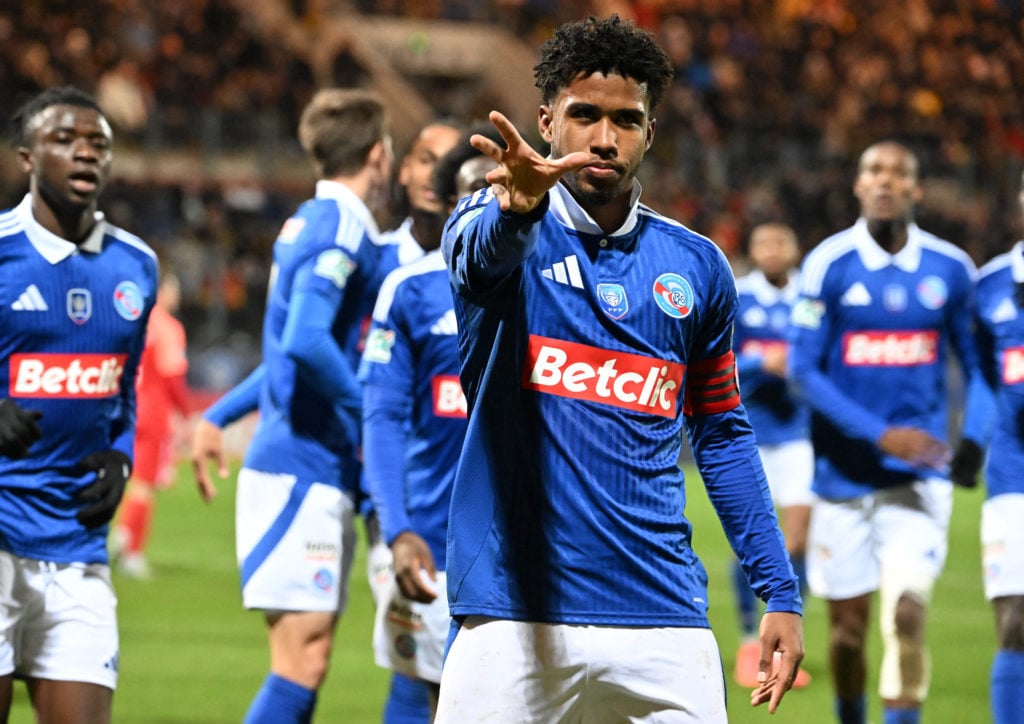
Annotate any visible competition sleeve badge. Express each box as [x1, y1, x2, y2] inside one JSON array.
[[596, 283, 629, 320], [652, 273, 694, 319]]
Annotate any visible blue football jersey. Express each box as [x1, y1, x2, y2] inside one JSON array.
[[441, 182, 800, 626], [0, 195, 158, 563], [243, 180, 388, 492], [359, 250, 466, 568], [789, 219, 979, 500], [734, 270, 808, 446], [973, 242, 1024, 499]]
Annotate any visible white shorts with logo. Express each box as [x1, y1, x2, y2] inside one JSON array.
[[0, 551, 118, 690], [807, 479, 952, 600], [982, 493, 1024, 601], [759, 438, 815, 508], [235, 468, 355, 613], [436, 617, 726, 723], [372, 571, 449, 683]]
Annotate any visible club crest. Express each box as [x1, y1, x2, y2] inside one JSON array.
[[652, 273, 694, 319]]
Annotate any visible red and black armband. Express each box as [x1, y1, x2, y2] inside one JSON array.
[[683, 351, 741, 416]]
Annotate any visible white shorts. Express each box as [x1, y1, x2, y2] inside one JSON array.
[[807, 479, 952, 600], [372, 571, 449, 683], [759, 439, 815, 508], [982, 493, 1024, 601], [436, 617, 726, 723], [0, 551, 118, 690], [235, 468, 356, 613]]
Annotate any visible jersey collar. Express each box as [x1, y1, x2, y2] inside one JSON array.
[[315, 179, 381, 237], [1011, 240, 1024, 283], [18, 194, 106, 264], [852, 217, 923, 273], [548, 178, 643, 238], [745, 268, 799, 306]]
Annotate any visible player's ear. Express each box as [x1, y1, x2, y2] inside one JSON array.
[[645, 117, 656, 151], [16, 146, 32, 175], [539, 106, 554, 143]]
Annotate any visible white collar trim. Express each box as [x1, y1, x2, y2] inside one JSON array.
[[18, 194, 105, 264], [853, 217, 923, 272], [548, 178, 643, 237]]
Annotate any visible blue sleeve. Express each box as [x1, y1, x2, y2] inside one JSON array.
[[686, 252, 801, 613], [281, 288, 362, 416], [788, 286, 889, 444], [689, 406, 802, 613], [111, 258, 159, 459], [948, 264, 989, 444], [442, 191, 548, 295], [202, 365, 264, 427], [361, 285, 417, 543], [962, 292, 997, 446]]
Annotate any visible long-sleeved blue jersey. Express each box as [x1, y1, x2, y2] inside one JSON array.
[[972, 242, 1024, 500], [789, 218, 979, 500], [734, 269, 808, 446], [441, 182, 800, 626], [243, 180, 388, 493], [359, 250, 466, 569], [0, 195, 157, 563]]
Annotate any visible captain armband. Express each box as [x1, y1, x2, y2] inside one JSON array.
[[683, 351, 741, 416]]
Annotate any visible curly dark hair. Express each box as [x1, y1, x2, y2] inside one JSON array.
[[10, 86, 104, 147], [432, 123, 503, 205], [534, 15, 674, 112]]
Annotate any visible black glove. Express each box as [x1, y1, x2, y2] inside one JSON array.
[[0, 399, 42, 459], [949, 438, 983, 489], [75, 450, 132, 528]]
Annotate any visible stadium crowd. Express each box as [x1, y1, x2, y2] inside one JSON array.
[[1, 0, 1022, 388]]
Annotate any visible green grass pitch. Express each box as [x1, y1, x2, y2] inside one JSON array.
[[9, 463, 993, 723]]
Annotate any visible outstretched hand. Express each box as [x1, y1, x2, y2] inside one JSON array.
[[471, 110, 590, 215]]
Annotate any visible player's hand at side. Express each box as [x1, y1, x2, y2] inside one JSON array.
[[472, 110, 589, 215], [75, 449, 132, 528], [191, 418, 227, 504], [750, 611, 804, 714], [391, 530, 438, 604], [760, 345, 788, 378], [878, 426, 950, 469], [0, 399, 43, 459]]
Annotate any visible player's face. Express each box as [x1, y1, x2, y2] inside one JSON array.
[[17, 104, 113, 215], [853, 144, 922, 223], [539, 72, 654, 207], [749, 226, 799, 278], [454, 156, 497, 200], [399, 124, 461, 214]]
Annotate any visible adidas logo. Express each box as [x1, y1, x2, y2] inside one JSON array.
[[11, 284, 48, 311], [839, 282, 871, 306], [430, 309, 458, 335], [541, 255, 584, 289]]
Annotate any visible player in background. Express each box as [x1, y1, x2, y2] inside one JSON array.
[[956, 169, 1024, 724], [437, 16, 803, 722], [358, 128, 496, 718], [788, 141, 983, 724], [0, 86, 158, 724], [731, 222, 814, 690], [363, 118, 460, 724], [191, 89, 394, 724], [113, 266, 189, 579]]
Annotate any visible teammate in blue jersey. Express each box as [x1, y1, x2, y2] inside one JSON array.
[[731, 222, 814, 690], [788, 141, 982, 724], [0, 87, 158, 724], [191, 89, 395, 724], [364, 119, 460, 724], [358, 129, 496, 718], [961, 171, 1024, 724], [437, 16, 803, 721]]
